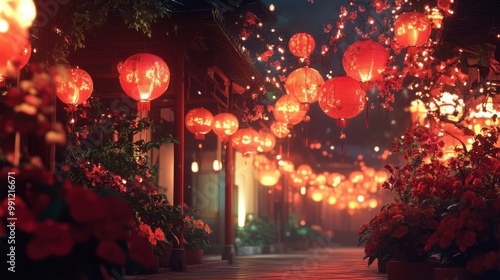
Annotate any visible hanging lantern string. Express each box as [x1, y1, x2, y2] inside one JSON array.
[[198, 141, 203, 171], [339, 130, 346, 164]]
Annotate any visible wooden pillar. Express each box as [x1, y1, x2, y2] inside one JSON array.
[[170, 50, 187, 271], [222, 82, 236, 264]]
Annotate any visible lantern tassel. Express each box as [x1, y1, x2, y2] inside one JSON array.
[[366, 103, 369, 129]]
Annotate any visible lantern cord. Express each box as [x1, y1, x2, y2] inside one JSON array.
[[341, 139, 344, 164], [199, 141, 203, 172], [366, 103, 369, 129], [305, 122, 309, 147]]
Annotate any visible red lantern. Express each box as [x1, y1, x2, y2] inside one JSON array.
[[118, 53, 170, 111], [185, 108, 214, 140], [212, 112, 239, 141], [285, 66, 324, 109], [273, 94, 308, 126], [318, 76, 366, 127], [257, 129, 276, 153], [394, 12, 432, 48], [258, 168, 281, 187], [0, 0, 36, 77], [342, 39, 389, 85], [270, 121, 290, 139], [297, 164, 313, 179], [231, 127, 260, 156], [288, 32, 315, 58], [54, 67, 94, 105]]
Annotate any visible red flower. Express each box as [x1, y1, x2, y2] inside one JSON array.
[[96, 240, 126, 266], [364, 240, 377, 257], [456, 230, 476, 253], [65, 182, 105, 223], [27, 219, 75, 260], [128, 232, 157, 269], [393, 225, 409, 238]]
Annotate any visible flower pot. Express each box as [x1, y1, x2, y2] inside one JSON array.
[[387, 261, 441, 280], [185, 249, 203, 265], [434, 267, 475, 280], [159, 244, 173, 268]]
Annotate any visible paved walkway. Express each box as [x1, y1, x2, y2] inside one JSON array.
[[126, 247, 387, 280]]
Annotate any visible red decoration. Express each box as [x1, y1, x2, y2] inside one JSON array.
[[270, 121, 290, 139], [318, 76, 366, 126], [285, 66, 324, 108], [185, 108, 214, 140], [118, 53, 170, 111], [342, 39, 389, 84], [0, 0, 36, 77], [257, 129, 276, 153], [273, 94, 307, 126], [212, 112, 239, 141], [394, 12, 432, 48], [288, 33, 315, 58], [54, 67, 94, 105], [231, 127, 260, 156]]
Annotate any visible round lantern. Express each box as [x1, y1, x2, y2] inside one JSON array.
[[257, 129, 276, 153], [54, 67, 94, 105], [231, 127, 260, 156], [118, 53, 170, 111], [212, 112, 239, 141], [270, 121, 290, 138], [185, 108, 214, 140], [318, 76, 366, 127], [394, 12, 432, 48], [273, 94, 308, 126], [0, 0, 36, 77], [296, 164, 313, 179], [278, 159, 294, 174], [258, 168, 281, 187], [288, 32, 315, 58], [342, 39, 389, 84], [285, 66, 324, 109]]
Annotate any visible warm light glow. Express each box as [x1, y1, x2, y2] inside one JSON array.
[[311, 190, 323, 202], [185, 108, 214, 140], [213, 159, 222, 171], [191, 161, 199, 173], [53, 66, 94, 105], [300, 186, 306, 195]]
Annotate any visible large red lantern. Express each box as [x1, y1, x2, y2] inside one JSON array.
[[185, 108, 214, 140], [231, 127, 260, 156], [118, 53, 170, 111], [318, 76, 366, 127], [285, 66, 324, 109], [0, 0, 36, 77], [54, 67, 94, 105], [342, 39, 389, 84], [257, 129, 276, 153], [394, 12, 432, 48], [212, 112, 239, 141], [288, 32, 315, 58], [273, 94, 307, 126]]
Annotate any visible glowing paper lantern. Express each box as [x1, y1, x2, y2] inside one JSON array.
[[212, 112, 239, 141], [185, 108, 214, 140], [273, 94, 308, 126], [257, 129, 276, 153], [285, 66, 324, 109], [231, 127, 260, 156], [318, 76, 366, 127], [278, 159, 294, 174], [270, 121, 290, 138], [342, 40, 389, 84], [118, 53, 170, 111], [0, 0, 36, 76], [54, 67, 94, 105], [296, 164, 313, 179], [258, 168, 281, 187], [394, 12, 432, 48], [288, 32, 315, 58]]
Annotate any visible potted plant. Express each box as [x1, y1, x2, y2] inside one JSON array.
[[183, 215, 212, 264], [359, 124, 500, 279]]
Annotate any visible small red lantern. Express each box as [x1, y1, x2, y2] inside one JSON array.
[[185, 108, 214, 140], [273, 94, 308, 126], [118, 53, 170, 111], [212, 112, 239, 141], [257, 129, 276, 153], [285, 66, 324, 109], [318, 76, 366, 126], [54, 67, 94, 105], [342, 39, 389, 85], [296, 164, 313, 179], [258, 168, 281, 187], [231, 127, 260, 156], [288, 32, 315, 58], [394, 12, 432, 48], [270, 121, 290, 139]]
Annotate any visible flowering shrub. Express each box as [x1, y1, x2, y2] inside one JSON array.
[[184, 215, 212, 250], [0, 66, 158, 279], [359, 124, 500, 278]]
